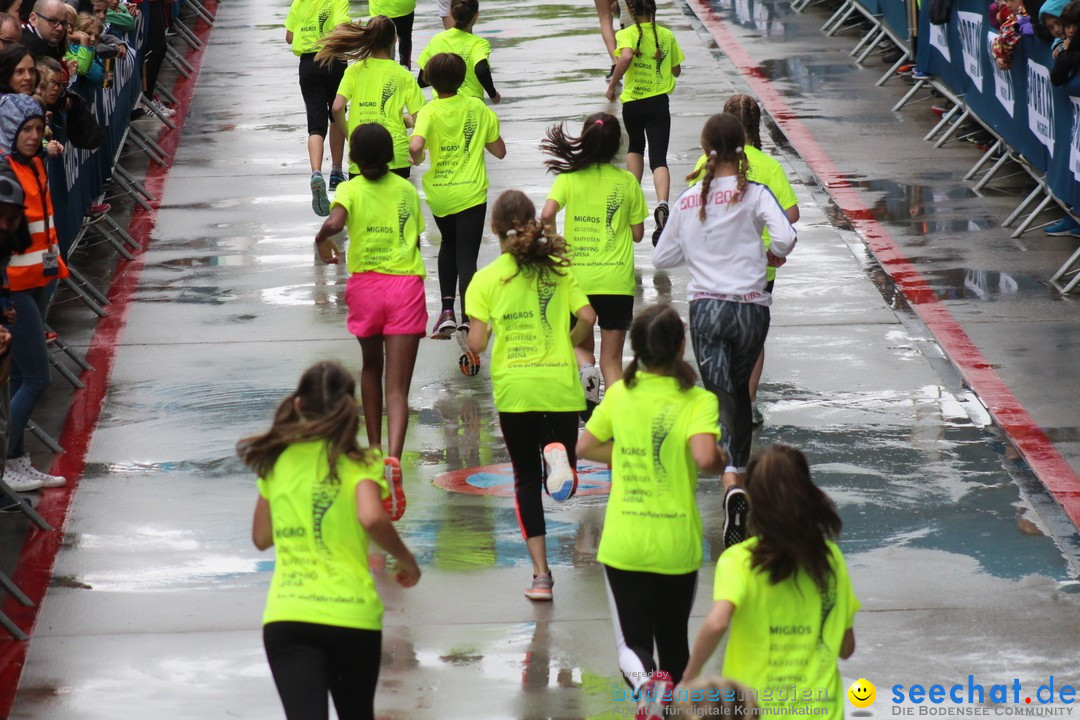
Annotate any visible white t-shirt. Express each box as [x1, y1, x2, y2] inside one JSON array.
[[653, 178, 796, 304]]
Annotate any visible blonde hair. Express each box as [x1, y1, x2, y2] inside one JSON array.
[[76, 12, 103, 36]]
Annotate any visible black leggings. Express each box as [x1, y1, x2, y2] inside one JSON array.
[[604, 565, 698, 689], [298, 54, 346, 137], [499, 411, 580, 539], [688, 299, 770, 470], [264, 621, 382, 720], [622, 93, 671, 171], [434, 203, 487, 316], [391, 12, 415, 68], [143, 0, 167, 97]]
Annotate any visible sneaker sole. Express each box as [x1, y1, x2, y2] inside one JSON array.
[[310, 176, 330, 217], [524, 589, 553, 601], [723, 487, 750, 549], [456, 329, 481, 376], [383, 458, 406, 521], [544, 443, 578, 502]]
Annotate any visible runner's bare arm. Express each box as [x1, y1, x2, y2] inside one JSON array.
[[576, 429, 613, 464], [356, 480, 421, 587], [332, 95, 348, 136], [570, 305, 597, 346], [467, 318, 490, 354], [630, 221, 644, 243], [682, 600, 735, 684], [690, 433, 727, 475], [285, 30, 293, 44], [540, 199, 561, 235], [840, 628, 856, 659], [486, 136, 507, 159], [594, 0, 617, 59], [605, 48, 634, 101], [314, 207, 347, 264], [409, 135, 426, 165], [252, 496, 273, 550]]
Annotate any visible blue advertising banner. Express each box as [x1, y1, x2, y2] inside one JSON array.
[[49, 17, 146, 258]]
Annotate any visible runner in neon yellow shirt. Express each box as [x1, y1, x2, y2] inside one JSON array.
[[577, 304, 727, 719], [684, 445, 858, 720], [410, 52, 505, 339], [284, 0, 350, 214], [686, 95, 801, 427], [540, 112, 648, 413], [369, 0, 417, 67], [242, 361, 420, 720], [604, 0, 686, 245], [465, 190, 596, 602], [417, 0, 500, 102], [318, 17, 425, 178], [315, 124, 427, 522]]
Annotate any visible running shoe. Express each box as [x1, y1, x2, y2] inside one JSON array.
[[651, 202, 669, 247], [635, 670, 675, 720], [911, 68, 932, 80], [431, 309, 456, 339], [580, 365, 602, 405], [751, 401, 764, 426], [310, 173, 330, 217], [456, 324, 481, 377], [1044, 217, 1080, 236], [328, 169, 347, 191], [2, 459, 43, 492], [9, 455, 65, 488], [722, 485, 750, 549], [524, 572, 553, 601], [149, 99, 177, 117], [45, 330, 58, 345], [383, 457, 406, 521], [544, 442, 578, 502]]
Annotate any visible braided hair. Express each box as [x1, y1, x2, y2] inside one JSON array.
[[722, 94, 763, 150], [626, 0, 662, 59], [694, 113, 749, 220]]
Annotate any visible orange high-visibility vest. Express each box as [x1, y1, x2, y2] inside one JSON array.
[[5, 154, 68, 292]]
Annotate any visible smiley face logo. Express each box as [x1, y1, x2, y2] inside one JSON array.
[[848, 678, 876, 708]]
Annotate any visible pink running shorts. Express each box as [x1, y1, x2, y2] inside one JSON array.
[[345, 272, 428, 338]]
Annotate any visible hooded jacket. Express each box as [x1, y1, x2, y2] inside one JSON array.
[[0, 93, 68, 291]]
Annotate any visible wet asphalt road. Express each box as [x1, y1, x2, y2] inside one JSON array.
[[7, 0, 1080, 718]]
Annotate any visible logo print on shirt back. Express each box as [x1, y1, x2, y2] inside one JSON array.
[[604, 183, 625, 252], [651, 402, 676, 484], [536, 277, 556, 348], [397, 195, 410, 246], [463, 109, 478, 154], [318, 1, 331, 33], [380, 77, 398, 115], [311, 472, 341, 553]]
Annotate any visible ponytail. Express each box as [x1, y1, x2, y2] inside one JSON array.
[[540, 112, 621, 174], [348, 123, 394, 181], [624, 304, 696, 390], [450, 0, 479, 29], [696, 113, 751, 220], [625, 0, 659, 57], [315, 16, 396, 65], [491, 190, 570, 285]]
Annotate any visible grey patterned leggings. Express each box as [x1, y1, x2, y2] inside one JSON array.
[[688, 299, 771, 470]]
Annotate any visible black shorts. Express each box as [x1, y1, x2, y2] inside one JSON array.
[[765, 279, 775, 294], [298, 54, 346, 138], [588, 294, 634, 331], [622, 93, 670, 170]]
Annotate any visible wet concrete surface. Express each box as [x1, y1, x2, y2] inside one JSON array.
[[6, 0, 1080, 718]]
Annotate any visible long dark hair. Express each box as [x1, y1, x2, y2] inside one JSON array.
[[236, 362, 374, 482], [722, 94, 762, 150], [491, 189, 570, 285], [623, 304, 697, 390], [745, 445, 842, 595], [315, 16, 396, 65], [349, 123, 393, 180], [689, 113, 749, 220], [0, 44, 34, 95], [540, 112, 621, 174], [451, 0, 479, 29], [626, 0, 661, 59]]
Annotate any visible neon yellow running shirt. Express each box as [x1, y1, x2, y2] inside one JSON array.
[[337, 58, 425, 171], [369, 0, 416, 19], [713, 538, 859, 718], [547, 164, 648, 296], [258, 440, 389, 630], [688, 146, 798, 282], [333, 173, 425, 276], [285, 0, 350, 55], [413, 94, 500, 217], [615, 22, 685, 103], [586, 372, 719, 574], [418, 28, 492, 100], [465, 253, 588, 413]]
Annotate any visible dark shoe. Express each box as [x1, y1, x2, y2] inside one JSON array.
[[723, 485, 750, 549], [651, 202, 669, 247]]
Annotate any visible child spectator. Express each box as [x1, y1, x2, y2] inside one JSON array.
[[464, 190, 595, 601], [312, 123, 426, 522], [316, 16, 424, 181], [682, 445, 858, 720], [576, 304, 727, 720], [540, 112, 647, 413], [991, 0, 1034, 69], [1050, 0, 1080, 83], [417, 0, 499, 103], [71, 13, 106, 87], [409, 52, 505, 339], [605, 0, 685, 244], [239, 361, 421, 720]]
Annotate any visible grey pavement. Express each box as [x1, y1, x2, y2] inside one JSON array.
[[6, 0, 1080, 718]]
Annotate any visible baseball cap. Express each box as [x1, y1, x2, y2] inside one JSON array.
[[0, 173, 24, 208]]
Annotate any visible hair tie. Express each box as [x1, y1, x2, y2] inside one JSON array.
[[708, 150, 718, 158], [505, 229, 518, 238], [735, 147, 744, 154], [537, 235, 548, 245], [594, 119, 604, 127]]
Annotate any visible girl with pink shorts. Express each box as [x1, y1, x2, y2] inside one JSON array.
[[314, 123, 427, 521]]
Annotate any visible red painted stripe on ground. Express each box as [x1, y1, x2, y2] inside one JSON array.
[[0, 4, 219, 714], [684, 0, 1080, 525]]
